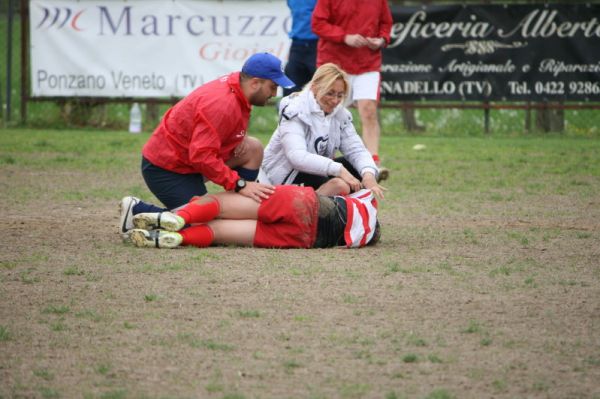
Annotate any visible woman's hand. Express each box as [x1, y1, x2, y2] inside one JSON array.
[[339, 167, 362, 193], [362, 172, 386, 199]]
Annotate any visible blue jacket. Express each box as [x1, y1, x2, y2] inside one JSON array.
[[287, 0, 318, 41]]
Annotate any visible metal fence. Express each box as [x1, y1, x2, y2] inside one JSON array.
[[2, 0, 599, 136]]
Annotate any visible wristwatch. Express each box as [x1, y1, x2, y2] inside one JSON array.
[[234, 178, 247, 192]]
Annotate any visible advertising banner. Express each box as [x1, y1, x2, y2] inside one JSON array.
[[382, 4, 600, 101], [30, 0, 290, 97]]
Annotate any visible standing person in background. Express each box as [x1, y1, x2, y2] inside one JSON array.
[[312, 0, 393, 180], [283, 0, 318, 96]]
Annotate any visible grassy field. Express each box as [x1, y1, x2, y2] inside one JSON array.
[[1, 127, 599, 398]]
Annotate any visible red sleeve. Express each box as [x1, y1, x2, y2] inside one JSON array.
[[379, 0, 393, 45], [187, 112, 239, 191], [311, 0, 346, 43]]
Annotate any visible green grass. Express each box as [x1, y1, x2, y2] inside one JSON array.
[[63, 266, 85, 276], [33, 368, 54, 381], [237, 309, 261, 318], [402, 353, 419, 363], [462, 320, 482, 334], [0, 325, 11, 341], [424, 389, 455, 399], [143, 294, 158, 302], [42, 305, 70, 315]]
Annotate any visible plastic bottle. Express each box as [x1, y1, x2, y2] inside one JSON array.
[[129, 102, 142, 133]]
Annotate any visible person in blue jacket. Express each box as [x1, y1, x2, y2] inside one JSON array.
[[284, 0, 318, 96]]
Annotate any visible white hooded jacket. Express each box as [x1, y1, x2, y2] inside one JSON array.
[[261, 89, 378, 185]]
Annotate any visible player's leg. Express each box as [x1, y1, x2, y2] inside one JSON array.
[[283, 45, 304, 97], [130, 218, 257, 249], [356, 99, 380, 156], [315, 178, 350, 196], [284, 40, 317, 97], [350, 72, 388, 181], [226, 136, 263, 182], [121, 157, 208, 237], [291, 172, 329, 190], [206, 219, 256, 246], [350, 72, 381, 154], [133, 191, 260, 231], [141, 156, 208, 209], [158, 219, 256, 248]]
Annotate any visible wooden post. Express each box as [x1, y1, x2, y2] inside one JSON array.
[[20, 0, 28, 124], [5, 0, 14, 124], [484, 102, 490, 134], [525, 102, 531, 133]]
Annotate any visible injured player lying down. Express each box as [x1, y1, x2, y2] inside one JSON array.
[[129, 185, 380, 249]]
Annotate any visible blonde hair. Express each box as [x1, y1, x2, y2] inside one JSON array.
[[307, 63, 350, 102]]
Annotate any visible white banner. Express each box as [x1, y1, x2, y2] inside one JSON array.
[[30, 0, 291, 97]]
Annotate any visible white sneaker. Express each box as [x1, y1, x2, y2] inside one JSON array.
[[133, 212, 185, 232], [130, 229, 183, 249], [119, 196, 140, 239]]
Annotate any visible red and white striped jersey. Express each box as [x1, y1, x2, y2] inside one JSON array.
[[340, 189, 378, 248]]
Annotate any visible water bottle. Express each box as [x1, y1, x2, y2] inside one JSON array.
[[129, 102, 142, 133]]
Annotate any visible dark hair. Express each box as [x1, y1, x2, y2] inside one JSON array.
[[367, 220, 381, 246], [240, 71, 265, 83], [239, 71, 252, 82]]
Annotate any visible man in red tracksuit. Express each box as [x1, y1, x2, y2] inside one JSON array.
[[312, 0, 393, 179], [140, 53, 295, 210]]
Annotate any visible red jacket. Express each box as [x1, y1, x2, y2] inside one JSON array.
[[142, 72, 250, 191], [312, 0, 393, 74]]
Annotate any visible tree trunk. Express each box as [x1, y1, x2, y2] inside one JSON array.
[[401, 106, 425, 132], [535, 104, 564, 133]]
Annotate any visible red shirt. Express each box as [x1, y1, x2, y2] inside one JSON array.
[[312, 0, 393, 74], [142, 72, 250, 191]]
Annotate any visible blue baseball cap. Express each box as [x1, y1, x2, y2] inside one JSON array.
[[242, 53, 295, 89]]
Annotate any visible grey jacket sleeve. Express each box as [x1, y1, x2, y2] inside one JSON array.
[[338, 115, 379, 178], [279, 117, 342, 177]]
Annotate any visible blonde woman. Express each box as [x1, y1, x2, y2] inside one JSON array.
[[261, 63, 385, 199]]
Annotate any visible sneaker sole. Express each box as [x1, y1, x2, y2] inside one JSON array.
[[129, 229, 182, 249], [158, 232, 183, 248], [133, 213, 183, 232], [130, 229, 153, 248]]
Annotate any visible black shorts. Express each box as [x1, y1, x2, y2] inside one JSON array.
[[141, 157, 207, 210], [313, 195, 348, 248], [292, 156, 361, 190]]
